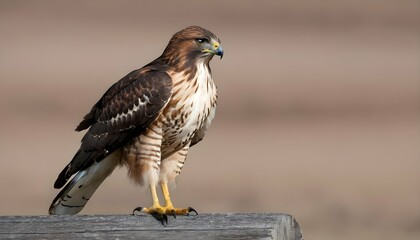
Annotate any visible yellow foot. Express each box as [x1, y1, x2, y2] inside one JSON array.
[[164, 207, 198, 218], [132, 206, 198, 224], [132, 205, 168, 225]]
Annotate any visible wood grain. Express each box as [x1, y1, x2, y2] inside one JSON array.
[[0, 213, 303, 240]]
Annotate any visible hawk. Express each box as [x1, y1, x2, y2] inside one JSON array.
[[49, 26, 223, 222]]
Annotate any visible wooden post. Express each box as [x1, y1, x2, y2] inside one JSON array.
[[0, 213, 303, 239]]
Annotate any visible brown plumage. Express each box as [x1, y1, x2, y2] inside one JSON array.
[[49, 26, 223, 219]]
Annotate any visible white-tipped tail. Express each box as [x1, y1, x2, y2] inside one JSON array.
[[49, 152, 119, 215]]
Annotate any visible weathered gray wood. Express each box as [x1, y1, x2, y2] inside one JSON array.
[[0, 213, 303, 240]]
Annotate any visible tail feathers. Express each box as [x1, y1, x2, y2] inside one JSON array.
[[54, 165, 71, 189], [54, 150, 97, 189], [49, 153, 119, 215]]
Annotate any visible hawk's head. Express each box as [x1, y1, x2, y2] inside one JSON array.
[[162, 26, 223, 67]]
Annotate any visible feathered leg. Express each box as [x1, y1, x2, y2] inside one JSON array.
[[132, 144, 197, 222], [128, 125, 168, 223], [159, 146, 197, 216]]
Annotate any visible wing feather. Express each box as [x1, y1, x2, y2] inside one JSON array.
[[54, 68, 172, 188]]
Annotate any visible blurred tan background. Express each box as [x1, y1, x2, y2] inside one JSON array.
[[0, 0, 419, 239]]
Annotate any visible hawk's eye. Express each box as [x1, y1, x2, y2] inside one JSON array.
[[196, 38, 208, 44]]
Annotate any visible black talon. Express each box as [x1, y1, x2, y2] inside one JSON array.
[[171, 210, 176, 218], [187, 207, 198, 216], [132, 207, 143, 215], [150, 213, 168, 225]]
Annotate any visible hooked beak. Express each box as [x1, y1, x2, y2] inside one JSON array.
[[204, 41, 223, 59], [212, 41, 223, 59], [215, 45, 224, 59]]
